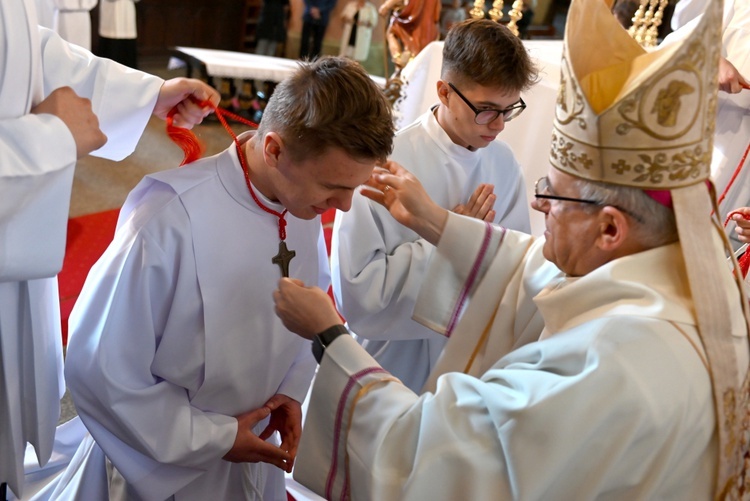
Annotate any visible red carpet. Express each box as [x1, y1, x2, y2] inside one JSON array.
[[59, 209, 120, 345], [58, 208, 338, 346]]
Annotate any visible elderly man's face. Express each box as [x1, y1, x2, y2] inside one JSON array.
[[531, 168, 604, 276]]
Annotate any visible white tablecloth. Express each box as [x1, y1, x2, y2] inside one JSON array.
[[169, 46, 388, 88], [395, 40, 564, 236]]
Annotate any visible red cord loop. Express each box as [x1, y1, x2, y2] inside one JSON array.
[[166, 98, 257, 166], [166, 98, 288, 241], [725, 210, 750, 279], [716, 140, 750, 208]]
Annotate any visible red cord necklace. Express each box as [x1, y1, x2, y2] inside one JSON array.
[[716, 139, 750, 209], [167, 100, 296, 277], [718, 134, 750, 279]]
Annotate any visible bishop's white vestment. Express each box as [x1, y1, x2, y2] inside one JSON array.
[[0, 1, 162, 496], [63, 138, 323, 501], [332, 109, 530, 391], [297, 213, 750, 500]]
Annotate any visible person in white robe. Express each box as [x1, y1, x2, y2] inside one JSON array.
[[272, 1, 750, 499], [98, 0, 140, 68], [34, 0, 57, 30], [0, 1, 219, 498], [60, 56, 395, 501], [332, 19, 535, 392], [338, 0, 378, 62], [662, 0, 750, 231], [54, 0, 98, 50]]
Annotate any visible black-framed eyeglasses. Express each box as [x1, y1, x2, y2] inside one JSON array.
[[534, 176, 600, 205], [534, 176, 645, 223], [448, 82, 526, 125]]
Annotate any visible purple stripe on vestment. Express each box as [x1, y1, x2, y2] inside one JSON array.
[[326, 366, 389, 500], [445, 224, 505, 337]]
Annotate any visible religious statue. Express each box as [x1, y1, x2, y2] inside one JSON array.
[[379, 0, 441, 104]]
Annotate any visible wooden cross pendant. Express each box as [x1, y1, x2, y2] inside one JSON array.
[[272, 241, 296, 277]]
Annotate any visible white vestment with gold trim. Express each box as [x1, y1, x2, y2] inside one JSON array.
[[296, 212, 749, 500]]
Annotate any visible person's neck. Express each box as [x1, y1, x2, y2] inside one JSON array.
[[433, 105, 476, 152], [242, 135, 279, 203]]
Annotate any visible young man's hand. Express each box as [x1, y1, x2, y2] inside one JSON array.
[[223, 405, 294, 472], [718, 57, 749, 94], [730, 207, 750, 243], [259, 394, 302, 471], [453, 183, 496, 222]]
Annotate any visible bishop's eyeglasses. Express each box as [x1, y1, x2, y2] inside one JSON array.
[[534, 176, 600, 205], [448, 83, 526, 125], [534, 176, 645, 223]]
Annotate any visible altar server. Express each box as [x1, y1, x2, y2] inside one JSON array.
[[63, 56, 394, 500], [332, 19, 536, 391]]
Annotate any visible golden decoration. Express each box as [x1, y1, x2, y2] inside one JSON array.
[[468, 0, 525, 36], [487, 0, 504, 22], [645, 0, 669, 46], [651, 80, 695, 127], [506, 0, 525, 37], [383, 74, 405, 107], [628, 0, 669, 48], [469, 0, 485, 19]]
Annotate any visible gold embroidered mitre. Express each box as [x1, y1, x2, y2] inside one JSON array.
[[552, 1, 750, 499], [550, 0, 720, 189]]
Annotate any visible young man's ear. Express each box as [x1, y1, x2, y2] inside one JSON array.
[[263, 132, 283, 167]]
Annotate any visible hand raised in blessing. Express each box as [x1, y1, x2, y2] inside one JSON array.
[[360, 160, 448, 246]]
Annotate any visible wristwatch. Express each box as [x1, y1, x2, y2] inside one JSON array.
[[312, 324, 349, 363]]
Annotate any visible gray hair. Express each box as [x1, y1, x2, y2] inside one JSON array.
[[573, 178, 678, 248]]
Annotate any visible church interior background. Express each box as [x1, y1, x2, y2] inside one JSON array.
[[61, 0, 683, 421]]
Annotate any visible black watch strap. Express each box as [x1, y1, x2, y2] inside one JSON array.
[[312, 324, 349, 363]]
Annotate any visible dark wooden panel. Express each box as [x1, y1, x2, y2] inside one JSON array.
[[136, 0, 249, 58]]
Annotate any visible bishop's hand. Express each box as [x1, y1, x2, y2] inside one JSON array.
[[273, 278, 342, 339], [361, 160, 449, 246]]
